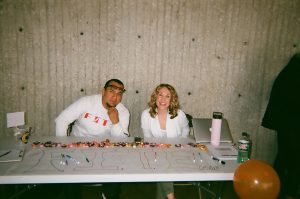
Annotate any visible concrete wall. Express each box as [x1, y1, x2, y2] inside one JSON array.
[[1, 0, 300, 163]]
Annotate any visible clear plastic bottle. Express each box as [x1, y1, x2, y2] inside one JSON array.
[[237, 132, 252, 163]]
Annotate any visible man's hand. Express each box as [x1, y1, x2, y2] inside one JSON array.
[[107, 107, 119, 124]]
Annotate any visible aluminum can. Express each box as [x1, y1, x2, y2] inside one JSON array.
[[237, 139, 250, 163]]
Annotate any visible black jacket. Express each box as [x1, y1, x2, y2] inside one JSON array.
[[262, 53, 300, 130]]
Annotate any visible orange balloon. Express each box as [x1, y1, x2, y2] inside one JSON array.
[[233, 159, 280, 199]]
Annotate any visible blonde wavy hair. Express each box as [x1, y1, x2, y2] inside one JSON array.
[[148, 84, 180, 119]]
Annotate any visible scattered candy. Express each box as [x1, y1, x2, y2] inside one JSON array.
[[31, 139, 208, 151]]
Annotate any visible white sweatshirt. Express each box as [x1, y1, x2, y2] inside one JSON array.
[[55, 94, 130, 138], [141, 109, 189, 138]]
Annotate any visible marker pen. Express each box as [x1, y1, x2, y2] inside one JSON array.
[[211, 156, 225, 165]]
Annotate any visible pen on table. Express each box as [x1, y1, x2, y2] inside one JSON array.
[[66, 154, 80, 164], [211, 156, 226, 165], [19, 150, 24, 157], [66, 154, 74, 160], [198, 153, 203, 163], [85, 157, 89, 163], [61, 154, 68, 165], [0, 150, 11, 158]]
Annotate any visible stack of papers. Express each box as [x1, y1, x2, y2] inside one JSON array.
[[0, 149, 24, 163], [207, 144, 238, 160]]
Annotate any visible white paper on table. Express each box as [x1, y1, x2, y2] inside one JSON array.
[[207, 144, 238, 160], [7, 112, 25, 128], [0, 148, 24, 162]]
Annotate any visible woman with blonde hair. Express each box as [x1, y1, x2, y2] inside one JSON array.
[[141, 83, 190, 199]]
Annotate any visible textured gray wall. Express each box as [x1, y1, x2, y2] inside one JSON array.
[[0, 0, 299, 164]]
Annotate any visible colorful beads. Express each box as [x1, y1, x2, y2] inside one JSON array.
[[31, 139, 208, 151]]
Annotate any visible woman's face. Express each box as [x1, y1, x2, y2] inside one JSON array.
[[156, 87, 171, 111]]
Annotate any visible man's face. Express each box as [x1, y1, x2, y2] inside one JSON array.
[[102, 81, 125, 109]]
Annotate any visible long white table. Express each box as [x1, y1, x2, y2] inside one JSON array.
[[0, 136, 239, 184]]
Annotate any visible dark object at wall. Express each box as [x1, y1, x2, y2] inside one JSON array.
[[262, 53, 300, 130], [261, 53, 300, 199]]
